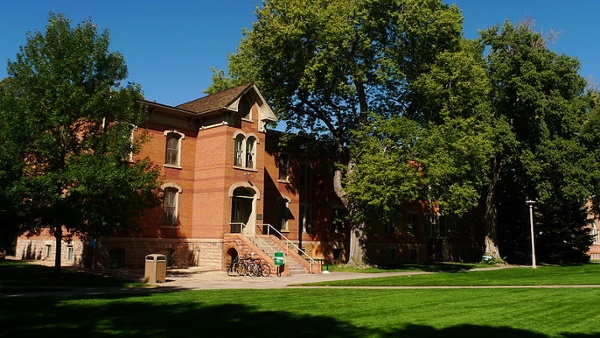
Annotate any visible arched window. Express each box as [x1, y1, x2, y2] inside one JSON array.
[[234, 134, 245, 167], [278, 153, 289, 181], [162, 184, 181, 226], [233, 133, 258, 169], [164, 130, 185, 167], [245, 136, 256, 169]]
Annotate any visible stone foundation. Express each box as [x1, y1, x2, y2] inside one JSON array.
[[15, 236, 225, 270], [16, 237, 84, 267]]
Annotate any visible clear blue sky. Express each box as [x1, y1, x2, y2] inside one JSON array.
[[1, 0, 599, 106]]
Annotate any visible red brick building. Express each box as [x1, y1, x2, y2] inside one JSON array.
[[15, 84, 482, 273]]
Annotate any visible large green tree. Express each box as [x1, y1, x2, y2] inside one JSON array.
[[209, 0, 465, 265], [346, 38, 500, 257], [0, 14, 162, 272], [481, 21, 598, 263]]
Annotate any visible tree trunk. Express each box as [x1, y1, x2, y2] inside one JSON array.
[[484, 157, 504, 261], [334, 165, 367, 266], [54, 225, 62, 274], [347, 225, 365, 266]]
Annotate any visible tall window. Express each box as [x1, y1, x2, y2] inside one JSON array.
[[299, 163, 312, 202], [162, 185, 180, 226], [67, 245, 74, 261], [233, 133, 257, 169], [234, 134, 244, 167], [279, 198, 289, 232], [300, 163, 313, 234], [164, 131, 184, 167], [245, 136, 256, 168], [407, 212, 419, 237], [278, 153, 289, 181], [300, 203, 313, 234]]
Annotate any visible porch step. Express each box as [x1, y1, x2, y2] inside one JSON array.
[[249, 235, 309, 275]]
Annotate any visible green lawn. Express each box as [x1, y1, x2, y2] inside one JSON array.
[[1, 261, 599, 337], [308, 264, 600, 287]]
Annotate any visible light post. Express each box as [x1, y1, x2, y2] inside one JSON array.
[[526, 199, 537, 269]]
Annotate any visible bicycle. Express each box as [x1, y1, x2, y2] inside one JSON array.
[[250, 257, 271, 277], [228, 255, 271, 277], [227, 256, 247, 276]]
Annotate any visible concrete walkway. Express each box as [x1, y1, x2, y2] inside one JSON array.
[[3, 264, 600, 298], [0, 267, 437, 298], [159, 268, 433, 290]]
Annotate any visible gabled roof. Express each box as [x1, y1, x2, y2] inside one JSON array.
[[140, 83, 277, 126], [176, 83, 252, 115]]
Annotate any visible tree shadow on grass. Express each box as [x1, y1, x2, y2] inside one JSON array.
[[377, 262, 478, 273], [0, 293, 595, 338]]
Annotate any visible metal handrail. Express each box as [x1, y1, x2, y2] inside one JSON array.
[[251, 225, 279, 253], [256, 223, 316, 269], [229, 222, 245, 233]]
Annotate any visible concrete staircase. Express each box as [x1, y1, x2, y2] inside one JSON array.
[[249, 235, 309, 275]]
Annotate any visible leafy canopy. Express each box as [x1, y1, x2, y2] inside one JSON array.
[[0, 13, 162, 241]]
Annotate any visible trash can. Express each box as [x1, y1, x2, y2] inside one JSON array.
[[144, 254, 167, 283]]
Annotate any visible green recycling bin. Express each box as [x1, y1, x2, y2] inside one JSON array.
[[144, 254, 167, 283]]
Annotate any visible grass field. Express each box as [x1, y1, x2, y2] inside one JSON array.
[[1, 261, 599, 337], [306, 264, 600, 287]]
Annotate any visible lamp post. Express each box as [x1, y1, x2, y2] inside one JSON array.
[[526, 199, 537, 269]]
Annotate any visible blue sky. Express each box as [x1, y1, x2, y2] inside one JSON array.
[[1, 1, 599, 106]]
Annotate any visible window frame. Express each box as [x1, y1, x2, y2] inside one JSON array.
[[278, 197, 290, 232], [300, 203, 313, 234], [234, 134, 245, 167], [161, 183, 182, 227], [164, 130, 185, 168], [66, 245, 74, 261], [245, 136, 256, 169], [232, 132, 258, 170], [407, 211, 419, 237], [278, 153, 290, 182]]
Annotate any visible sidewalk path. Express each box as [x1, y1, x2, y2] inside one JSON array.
[[3, 265, 600, 298], [160, 268, 434, 290]]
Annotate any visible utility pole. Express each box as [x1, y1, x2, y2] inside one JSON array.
[[526, 200, 537, 269]]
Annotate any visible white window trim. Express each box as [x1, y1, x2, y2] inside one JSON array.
[[232, 132, 259, 170], [161, 183, 182, 227], [164, 130, 185, 169]]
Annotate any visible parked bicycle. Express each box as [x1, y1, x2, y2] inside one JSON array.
[[227, 255, 271, 277], [227, 256, 244, 276]]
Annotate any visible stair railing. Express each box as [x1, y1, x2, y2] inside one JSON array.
[[250, 225, 279, 254], [229, 222, 246, 233], [256, 223, 316, 269]]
